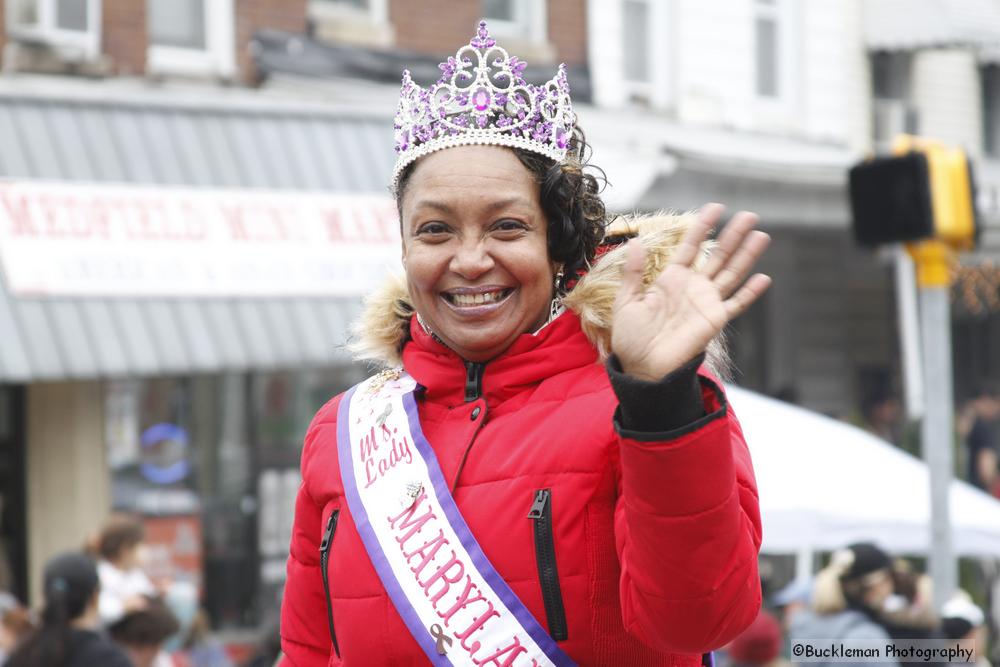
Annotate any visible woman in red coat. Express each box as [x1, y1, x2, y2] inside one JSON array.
[[280, 21, 768, 667]]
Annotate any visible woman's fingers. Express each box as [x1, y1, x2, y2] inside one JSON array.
[[713, 229, 772, 297], [617, 238, 648, 307], [701, 211, 759, 279], [723, 273, 773, 319], [669, 203, 723, 268]]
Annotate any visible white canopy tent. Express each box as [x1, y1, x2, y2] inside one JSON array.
[[726, 386, 1000, 561]]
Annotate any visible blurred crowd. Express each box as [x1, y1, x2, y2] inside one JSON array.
[[0, 515, 280, 667], [842, 379, 1000, 500], [1, 381, 997, 666], [958, 382, 1000, 498], [718, 542, 993, 667]]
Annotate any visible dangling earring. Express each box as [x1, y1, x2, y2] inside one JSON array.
[[547, 268, 567, 325]]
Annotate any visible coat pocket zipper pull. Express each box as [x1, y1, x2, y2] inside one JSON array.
[[527, 489, 548, 520], [319, 509, 341, 658], [320, 510, 339, 553], [527, 489, 567, 641]]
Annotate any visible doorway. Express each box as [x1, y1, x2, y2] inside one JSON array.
[[0, 385, 27, 602]]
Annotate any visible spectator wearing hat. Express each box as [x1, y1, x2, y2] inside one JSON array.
[[789, 542, 900, 667], [940, 592, 990, 667], [725, 609, 789, 667], [6, 551, 132, 667]]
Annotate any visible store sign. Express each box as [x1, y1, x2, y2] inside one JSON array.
[[0, 180, 401, 297]]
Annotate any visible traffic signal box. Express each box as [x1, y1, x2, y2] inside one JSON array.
[[848, 135, 979, 251]]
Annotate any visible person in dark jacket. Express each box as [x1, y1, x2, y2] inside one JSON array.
[[6, 551, 133, 667]]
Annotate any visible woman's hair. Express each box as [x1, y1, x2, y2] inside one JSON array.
[[394, 126, 608, 291], [6, 552, 100, 667], [96, 514, 146, 562]]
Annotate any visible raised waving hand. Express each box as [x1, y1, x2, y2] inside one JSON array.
[[612, 204, 772, 381]]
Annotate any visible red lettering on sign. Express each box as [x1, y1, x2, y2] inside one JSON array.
[[0, 191, 38, 236], [324, 209, 348, 243], [222, 205, 249, 240]]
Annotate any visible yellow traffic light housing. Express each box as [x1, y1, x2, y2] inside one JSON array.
[[891, 135, 978, 251]]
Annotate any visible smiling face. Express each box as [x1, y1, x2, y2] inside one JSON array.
[[399, 145, 557, 362]]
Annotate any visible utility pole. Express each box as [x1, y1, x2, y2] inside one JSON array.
[[909, 240, 957, 607]]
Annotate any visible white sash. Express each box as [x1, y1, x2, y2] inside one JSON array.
[[337, 369, 576, 666]]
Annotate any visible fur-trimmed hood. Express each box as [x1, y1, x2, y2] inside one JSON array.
[[348, 212, 729, 378]]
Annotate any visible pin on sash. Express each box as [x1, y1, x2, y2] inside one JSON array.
[[376, 403, 392, 427], [429, 624, 452, 655], [400, 480, 422, 509]]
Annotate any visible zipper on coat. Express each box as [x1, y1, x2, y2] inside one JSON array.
[[527, 489, 568, 641], [319, 509, 341, 658], [464, 361, 485, 402]]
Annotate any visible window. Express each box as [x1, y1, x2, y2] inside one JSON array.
[[482, 0, 545, 41], [308, 0, 389, 47], [5, 0, 100, 58], [146, 0, 234, 77], [149, 0, 205, 50], [754, 0, 779, 98], [983, 66, 1000, 157], [623, 0, 650, 83], [484, 0, 515, 21], [871, 52, 917, 148]]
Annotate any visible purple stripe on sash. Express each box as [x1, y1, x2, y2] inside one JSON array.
[[336, 387, 450, 666], [401, 390, 577, 667]]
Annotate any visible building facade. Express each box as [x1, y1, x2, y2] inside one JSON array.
[[2, 0, 1000, 640]]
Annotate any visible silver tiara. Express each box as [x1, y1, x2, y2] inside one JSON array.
[[392, 21, 575, 190]]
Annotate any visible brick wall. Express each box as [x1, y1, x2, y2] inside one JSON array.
[[389, 0, 480, 56], [389, 0, 586, 66], [235, 0, 308, 85], [102, 0, 147, 75], [548, 0, 587, 66]]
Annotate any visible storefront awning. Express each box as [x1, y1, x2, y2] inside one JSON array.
[[637, 153, 851, 227], [0, 78, 398, 382], [864, 0, 1000, 51]]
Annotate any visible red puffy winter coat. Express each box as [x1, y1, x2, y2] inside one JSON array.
[[280, 215, 762, 666]]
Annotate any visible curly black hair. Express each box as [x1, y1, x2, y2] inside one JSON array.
[[393, 126, 608, 291]]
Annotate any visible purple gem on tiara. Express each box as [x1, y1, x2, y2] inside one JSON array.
[[439, 56, 457, 80], [510, 56, 527, 79], [472, 88, 490, 112], [471, 21, 496, 49], [555, 126, 568, 149], [476, 115, 488, 128]]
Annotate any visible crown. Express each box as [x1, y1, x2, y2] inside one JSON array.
[[392, 21, 575, 190]]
